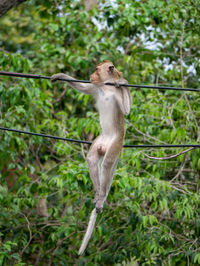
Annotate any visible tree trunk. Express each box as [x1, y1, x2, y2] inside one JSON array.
[[0, 0, 27, 17]]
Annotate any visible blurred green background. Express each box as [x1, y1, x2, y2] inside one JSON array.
[[0, 0, 200, 265]]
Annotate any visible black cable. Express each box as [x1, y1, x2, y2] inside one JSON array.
[[0, 126, 200, 148], [0, 127, 92, 144], [0, 70, 200, 92]]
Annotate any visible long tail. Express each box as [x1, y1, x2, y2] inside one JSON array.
[[78, 208, 97, 255]]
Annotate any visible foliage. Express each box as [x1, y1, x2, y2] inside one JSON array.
[[0, 0, 200, 265]]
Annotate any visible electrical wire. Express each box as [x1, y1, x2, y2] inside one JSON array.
[[0, 126, 200, 148], [0, 70, 200, 92], [1, 70, 199, 148]]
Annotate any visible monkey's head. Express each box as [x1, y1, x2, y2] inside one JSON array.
[[90, 61, 122, 84]]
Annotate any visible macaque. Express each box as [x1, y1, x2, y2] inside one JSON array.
[[51, 60, 132, 255]]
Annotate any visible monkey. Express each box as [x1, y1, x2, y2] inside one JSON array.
[[51, 60, 132, 255]]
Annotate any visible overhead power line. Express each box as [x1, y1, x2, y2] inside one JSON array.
[[0, 126, 200, 148], [0, 70, 200, 92]]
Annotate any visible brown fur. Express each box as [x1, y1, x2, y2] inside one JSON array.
[[90, 61, 122, 83], [96, 60, 112, 66]]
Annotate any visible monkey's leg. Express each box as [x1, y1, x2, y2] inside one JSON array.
[[87, 139, 101, 202], [95, 140, 122, 212]]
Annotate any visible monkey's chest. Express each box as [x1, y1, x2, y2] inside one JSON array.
[[97, 90, 115, 105], [96, 92, 117, 135], [97, 92, 115, 114]]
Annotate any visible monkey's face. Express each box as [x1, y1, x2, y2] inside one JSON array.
[[90, 61, 122, 84]]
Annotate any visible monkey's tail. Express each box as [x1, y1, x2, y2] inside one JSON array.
[[78, 208, 97, 255]]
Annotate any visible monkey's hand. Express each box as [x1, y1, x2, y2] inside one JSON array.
[[105, 78, 128, 88], [114, 78, 128, 88], [51, 73, 64, 82]]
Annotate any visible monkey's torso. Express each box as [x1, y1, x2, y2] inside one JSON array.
[[95, 85, 125, 141]]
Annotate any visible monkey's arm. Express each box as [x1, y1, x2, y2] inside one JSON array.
[[111, 78, 132, 115], [104, 78, 132, 115], [51, 73, 97, 95]]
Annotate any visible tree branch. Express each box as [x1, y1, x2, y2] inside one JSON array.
[[141, 147, 195, 160], [0, 0, 27, 17]]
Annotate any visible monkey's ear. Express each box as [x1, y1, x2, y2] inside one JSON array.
[[121, 86, 132, 115], [118, 71, 122, 78]]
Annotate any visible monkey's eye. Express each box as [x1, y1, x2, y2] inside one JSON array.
[[109, 65, 114, 72]]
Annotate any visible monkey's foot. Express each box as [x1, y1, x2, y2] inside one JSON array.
[[96, 206, 103, 213], [95, 198, 104, 213]]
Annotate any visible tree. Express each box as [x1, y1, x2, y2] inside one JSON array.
[[0, 0, 27, 17], [0, 0, 200, 265]]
